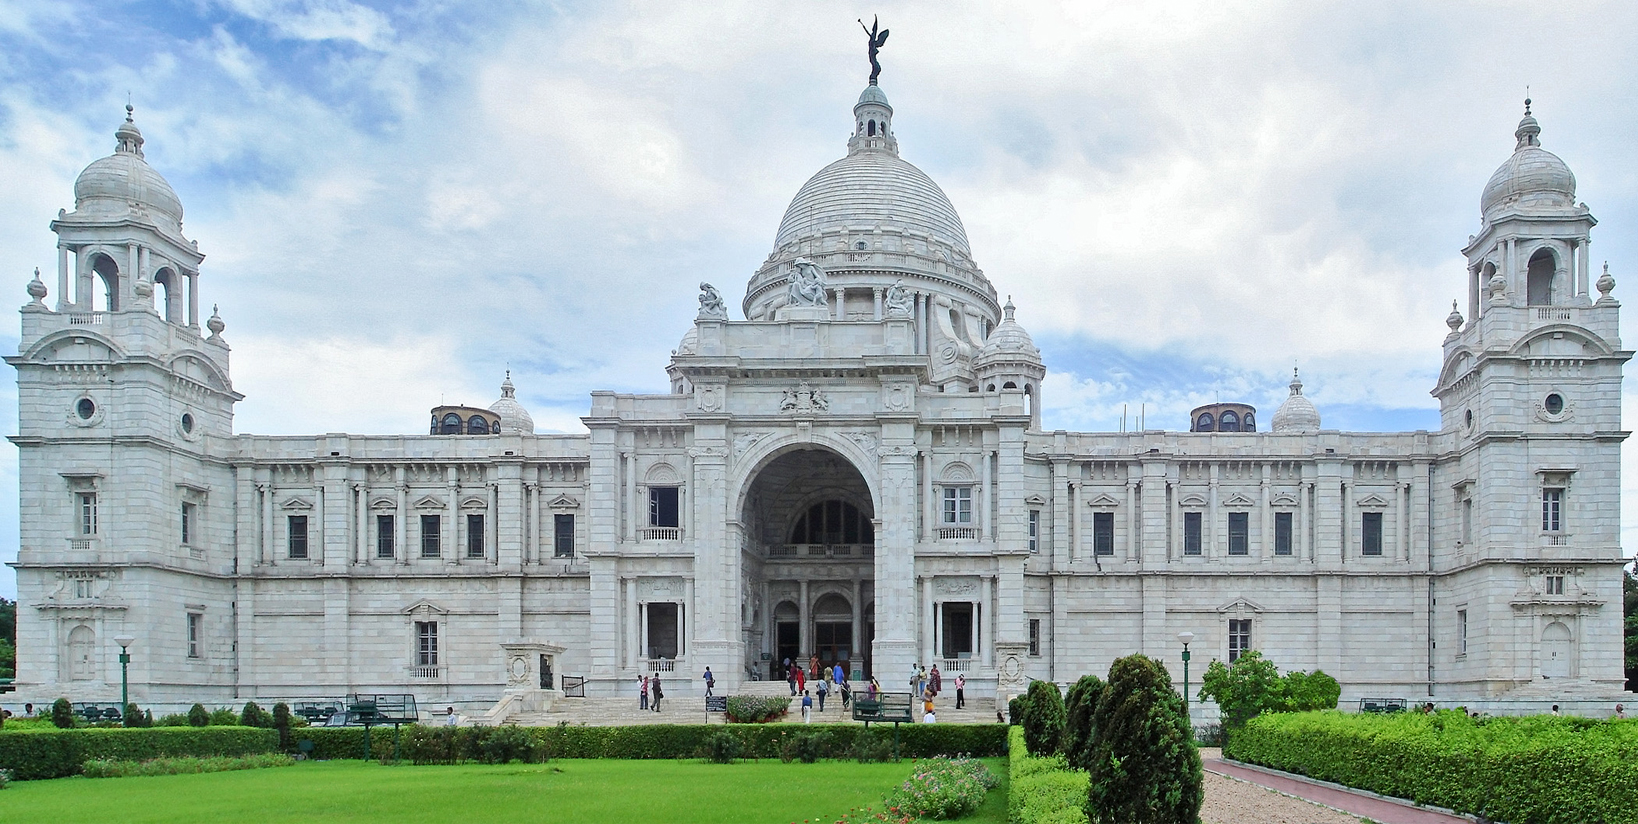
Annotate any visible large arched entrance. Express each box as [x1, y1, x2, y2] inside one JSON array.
[[739, 446, 875, 682]]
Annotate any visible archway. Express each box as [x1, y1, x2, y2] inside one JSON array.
[[739, 446, 875, 682], [67, 624, 96, 681], [1528, 249, 1556, 306], [1542, 621, 1572, 678]]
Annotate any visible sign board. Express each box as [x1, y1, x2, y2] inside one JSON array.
[[705, 695, 729, 713]]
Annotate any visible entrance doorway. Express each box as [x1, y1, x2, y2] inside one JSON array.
[[1542, 621, 1572, 678], [941, 602, 974, 660], [647, 602, 680, 660], [774, 602, 799, 679]]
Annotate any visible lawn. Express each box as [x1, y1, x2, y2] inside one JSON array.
[[0, 756, 1008, 824]]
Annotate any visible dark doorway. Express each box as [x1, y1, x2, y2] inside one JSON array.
[[539, 655, 554, 690], [941, 602, 974, 660], [775, 620, 799, 678], [815, 621, 852, 667], [647, 602, 680, 660]]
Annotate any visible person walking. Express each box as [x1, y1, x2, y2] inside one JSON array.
[[801, 690, 813, 723], [639, 674, 649, 711], [787, 660, 798, 696], [909, 663, 921, 697], [809, 654, 820, 683], [703, 667, 715, 697], [833, 662, 844, 685], [795, 664, 806, 695], [816, 676, 828, 712], [922, 692, 936, 724], [840, 678, 852, 711], [954, 673, 966, 709], [930, 664, 942, 696], [651, 673, 664, 712]]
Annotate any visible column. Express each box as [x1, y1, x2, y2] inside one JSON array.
[[1299, 475, 1311, 562], [138, 246, 150, 311], [1052, 460, 1070, 569], [834, 287, 845, 320], [624, 452, 636, 542], [980, 575, 993, 668], [851, 578, 863, 663], [186, 271, 199, 326], [922, 449, 935, 542], [1169, 479, 1180, 562], [1208, 464, 1220, 559], [969, 598, 978, 665], [1259, 465, 1271, 562], [353, 482, 366, 564], [684, 577, 695, 659], [489, 482, 500, 563], [258, 482, 273, 565], [125, 243, 137, 310], [445, 469, 458, 565], [1125, 479, 1137, 562], [873, 287, 883, 320], [624, 579, 637, 668], [979, 451, 991, 540], [523, 483, 536, 564], [921, 577, 934, 666], [56, 245, 69, 311], [798, 580, 811, 662], [1578, 239, 1592, 297], [395, 469, 408, 565], [1342, 476, 1354, 563], [1069, 474, 1080, 562]]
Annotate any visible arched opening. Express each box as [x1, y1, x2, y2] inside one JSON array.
[[1243, 412, 1256, 432], [740, 446, 875, 682], [1220, 411, 1240, 432], [89, 254, 120, 312], [867, 120, 877, 136], [1196, 412, 1214, 432], [466, 415, 489, 435], [154, 267, 179, 322], [439, 413, 462, 435], [67, 624, 95, 681], [1527, 248, 1556, 306], [1025, 384, 1034, 418], [1542, 621, 1573, 678], [1002, 381, 1018, 390]]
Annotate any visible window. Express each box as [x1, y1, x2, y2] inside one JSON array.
[[789, 500, 872, 544], [1028, 510, 1040, 553], [1183, 511, 1202, 555], [76, 397, 96, 420], [1361, 511, 1383, 556], [1227, 512, 1249, 555], [415, 621, 439, 667], [1527, 248, 1555, 306], [554, 514, 575, 558], [78, 492, 98, 536], [421, 514, 441, 558], [1542, 488, 1563, 532], [1228, 619, 1252, 662], [377, 514, 395, 559], [467, 415, 489, 435], [1274, 511, 1293, 556], [1242, 413, 1256, 432], [1457, 609, 1468, 655], [1028, 619, 1041, 656], [439, 413, 462, 434], [1195, 412, 1213, 431], [187, 612, 202, 659], [1219, 411, 1240, 432], [74, 578, 93, 598], [287, 515, 308, 559], [1546, 575, 1565, 595], [1092, 511, 1114, 556], [942, 487, 973, 524], [649, 487, 680, 528], [1461, 498, 1473, 543], [180, 502, 195, 545], [466, 513, 486, 559], [1545, 393, 1564, 415]]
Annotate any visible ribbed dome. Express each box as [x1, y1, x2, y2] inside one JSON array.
[[488, 373, 534, 435], [858, 85, 891, 107], [73, 109, 184, 230], [1271, 369, 1321, 433], [1480, 105, 1575, 217], [773, 151, 971, 256], [977, 299, 1040, 363]]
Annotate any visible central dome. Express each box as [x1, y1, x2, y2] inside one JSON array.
[[773, 150, 971, 256]]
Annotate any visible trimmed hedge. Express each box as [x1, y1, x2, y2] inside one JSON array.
[[1008, 726, 1089, 824], [1227, 710, 1638, 824], [0, 726, 277, 780]]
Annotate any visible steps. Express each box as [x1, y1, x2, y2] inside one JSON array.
[[515, 688, 1001, 727]]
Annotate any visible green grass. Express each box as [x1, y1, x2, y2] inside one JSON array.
[[0, 757, 1008, 824]]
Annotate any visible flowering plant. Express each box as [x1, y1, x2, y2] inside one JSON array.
[[877, 756, 997, 820]]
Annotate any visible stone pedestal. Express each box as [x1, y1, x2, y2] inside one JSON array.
[[776, 305, 831, 322], [994, 641, 1030, 712]]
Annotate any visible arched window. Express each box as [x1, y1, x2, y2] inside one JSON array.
[[1196, 413, 1214, 432], [467, 415, 489, 434], [986, 384, 996, 392], [153, 268, 178, 322], [90, 254, 120, 312], [1220, 411, 1240, 432], [440, 413, 462, 435], [867, 120, 877, 136], [1024, 384, 1034, 416], [789, 500, 873, 545], [1002, 381, 1018, 389], [1242, 412, 1256, 432], [1527, 249, 1556, 306]]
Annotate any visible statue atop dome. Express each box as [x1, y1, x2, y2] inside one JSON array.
[[859, 15, 889, 85]]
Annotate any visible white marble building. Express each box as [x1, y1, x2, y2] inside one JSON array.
[[7, 85, 1630, 715]]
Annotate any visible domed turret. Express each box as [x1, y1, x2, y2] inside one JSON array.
[[72, 106, 186, 235], [975, 298, 1046, 428], [488, 372, 535, 435], [1480, 100, 1576, 218], [1271, 369, 1321, 433], [976, 298, 1040, 364]]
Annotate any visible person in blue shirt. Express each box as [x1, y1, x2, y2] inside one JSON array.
[[816, 675, 828, 712], [801, 690, 813, 723], [702, 667, 715, 697]]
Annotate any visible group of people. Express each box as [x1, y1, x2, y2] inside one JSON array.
[[635, 672, 665, 712], [788, 658, 856, 722], [909, 663, 964, 723]]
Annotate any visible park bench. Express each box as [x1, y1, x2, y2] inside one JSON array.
[[1359, 697, 1408, 713], [292, 700, 344, 724], [72, 702, 122, 722], [851, 692, 912, 727]]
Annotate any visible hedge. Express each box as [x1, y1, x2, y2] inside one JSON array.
[[1008, 725, 1089, 824], [0, 726, 278, 780], [1226, 710, 1638, 824]]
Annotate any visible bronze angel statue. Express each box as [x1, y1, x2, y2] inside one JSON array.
[[859, 16, 889, 85]]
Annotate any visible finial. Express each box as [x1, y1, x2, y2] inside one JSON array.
[[125, 102, 134, 123], [500, 371, 516, 398], [206, 304, 225, 338], [1003, 295, 1015, 320], [1524, 87, 1531, 116], [26, 267, 46, 305], [1446, 300, 1464, 335], [1289, 367, 1303, 395], [1597, 261, 1616, 302]]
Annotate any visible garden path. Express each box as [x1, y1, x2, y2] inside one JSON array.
[[1199, 748, 1472, 824]]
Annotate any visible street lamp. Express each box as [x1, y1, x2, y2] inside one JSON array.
[[1176, 631, 1195, 720], [114, 635, 135, 718]]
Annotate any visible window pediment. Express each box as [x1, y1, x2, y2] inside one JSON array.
[[547, 494, 582, 509], [1023, 494, 1047, 507], [459, 495, 489, 510], [413, 495, 446, 510], [1179, 493, 1207, 507], [1355, 494, 1390, 508], [402, 599, 449, 617], [369, 497, 398, 511], [1085, 492, 1120, 508], [1216, 597, 1265, 614], [1224, 493, 1255, 507], [1270, 493, 1299, 507], [280, 497, 313, 511]]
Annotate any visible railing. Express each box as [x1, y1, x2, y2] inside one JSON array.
[[768, 545, 797, 557], [639, 527, 683, 541], [69, 539, 93, 551], [561, 675, 586, 697], [645, 658, 676, 672], [1547, 534, 1569, 546], [940, 658, 974, 673], [1536, 307, 1573, 321], [773, 544, 875, 558], [68, 312, 106, 326], [408, 666, 440, 678], [937, 527, 980, 540]]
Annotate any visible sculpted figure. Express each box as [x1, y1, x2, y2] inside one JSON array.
[[859, 16, 889, 85], [884, 279, 913, 318], [697, 282, 727, 319], [787, 258, 829, 308]]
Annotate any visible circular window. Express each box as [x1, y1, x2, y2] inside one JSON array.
[[1464, 409, 1473, 428], [181, 413, 195, 434], [76, 398, 96, 420], [1545, 393, 1565, 415]]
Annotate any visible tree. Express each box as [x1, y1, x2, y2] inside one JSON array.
[[1021, 679, 1066, 757], [187, 703, 210, 727], [1197, 650, 1340, 736], [1061, 673, 1106, 770], [51, 697, 74, 729], [1280, 669, 1341, 712], [1085, 654, 1203, 824], [240, 701, 270, 728], [1625, 561, 1638, 691]]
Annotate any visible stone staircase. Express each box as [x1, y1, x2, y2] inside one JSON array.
[[501, 678, 1002, 727]]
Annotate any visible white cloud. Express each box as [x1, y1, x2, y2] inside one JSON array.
[[214, 0, 395, 50]]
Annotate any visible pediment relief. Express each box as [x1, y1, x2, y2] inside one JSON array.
[[547, 494, 582, 509], [1023, 494, 1047, 507], [939, 461, 975, 484], [1224, 493, 1255, 507], [402, 599, 449, 616], [1355, 494, 1390, 508], [1179, 494, 1207, 507], [645, 463, 680, 486], [280, 497, 313, 511], [369, 497, 398, 510], [1270, 493, 1299, 507], [1085, 493, 1120, 507], [413, 495, 446, 510], [459, 495, 490, 510], [1216, 597, 1265, 614]]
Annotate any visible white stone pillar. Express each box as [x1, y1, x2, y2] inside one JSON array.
[[981, 575, 993, 668], [834, 287, 845, 320], [353, 482, 366, 564], [873, 287, 883, 320], [187, 271, 199, 326], [798, 579, 810, 663], [258, 482, 272, 565], [395, 469, 408, 565], [1300, 479, 1312, 561], [980, 451, 991, 540], [1208, 464, 1220, 559], [684, 577, 695, 659], [1259, 466, 1271, 562], [1069, 476, 1080, 562], [489, 481, 500, 564], [1125, 479, 1137, 562], [921, 576, 934, 666], [624, 451, 636, 542], [1578, 239, 1591, 297], [969, 596, 979, 663], [125, 243, 138, 311], [625, 578, 638, 670], [446, 470, 458, 564], [851, 578, 863, 663], [56, 245, 69, 311], [1169, 479, 1180, 561], [922, 449, 935, 542]]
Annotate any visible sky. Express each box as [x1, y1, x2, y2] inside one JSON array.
[[0, 1, 1636, 598]]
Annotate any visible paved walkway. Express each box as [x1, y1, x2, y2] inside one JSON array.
[[1199, 750, 1471, 824]]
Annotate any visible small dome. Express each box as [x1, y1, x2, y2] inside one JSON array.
[[676, 326, 699, 355], [976, 298, 1041, 364], [1480, 102, 1575, 217], [1271, 369, 1321, 433], [488, 372, 535, 435], [857, 85, 891, 108], [72, 107, 185, 231]]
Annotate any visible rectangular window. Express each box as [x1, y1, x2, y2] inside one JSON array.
[[1092, 511, 1114, 555], [1461, 498, 1473, 543], [554, 514, 575, 558], [1457, 609, 1468, 655], [1546, 575, 1565, 595], [1183, 511, 1202, 555], [187, 612, 202, 659], [180, 502, 195, 545], [942, 487, 972, 524], [1028, 618, 1041, 657], [376, 514, 395, 559], [415, 621, 438, 667], [421, 514, 441, 558], [649, 487, 680, 528], [1027, 510, 1040, 553], [1227, 512, 1249, 555], [1274, 511, 1293, 556], [466, 513, 486, 559], [287, 515, 308, 559], [78, 492, 98, 536], [1542, 488, 1563, 532], [1228, 618, 1252, 662], [1361, 511, 1383, 555]]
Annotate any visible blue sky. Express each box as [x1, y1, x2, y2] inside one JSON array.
[[1, 1, 1637, 597]]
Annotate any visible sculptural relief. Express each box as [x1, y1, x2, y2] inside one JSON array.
[[787, 258, 829, 308], [779, 381, 829, 413], [884, 279, 913, 319]]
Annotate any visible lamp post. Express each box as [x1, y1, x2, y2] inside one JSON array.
[[114, 635, 135, 718], [1177, 631, 1195, 720]]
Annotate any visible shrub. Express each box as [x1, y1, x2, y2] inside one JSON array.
[[1085, 654, 1202, 824], [187, 704, 209, 727], [852, 729, 895, 763], [479, 725, 542, 764], [239, 702, 270, 728], [81, 753, 295, 778], [1009, 726, 1090, 824], [0, 726, 278, 780], [157, 714, 190, 727], [1008, 695, 1026, 725], [272, 703, 292, 750], [1060, 674, 1105, 770], [123, 704, 149, 728], [0, 768, 9, 790], [705, 730, 742, 763], [725, 695, 790, 723], [208, 708, 239, 726], [401, 725, 459, 765], [51, 698, 73, 729], [777, 733, 822, 764], [1021, 680, 1066, 757], [1197, 650, 1339, 737], [882, 756, 998, 820]]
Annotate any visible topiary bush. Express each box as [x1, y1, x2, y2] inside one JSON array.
[[239, 702, 270, 728], [725, 695, 791, 723], [1060, 673, 1105, 770], [51, 698, 74, 729], [1008, 694, 1026, 725], [187, 704, 209, 727], [123, 704, 150, 728], [1085, 654, 1201, 824], [272, 703, 292, 750], [1021, 680, 1066, 757], [208, 708, 239, 726], [704, 730, 742, 763]]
